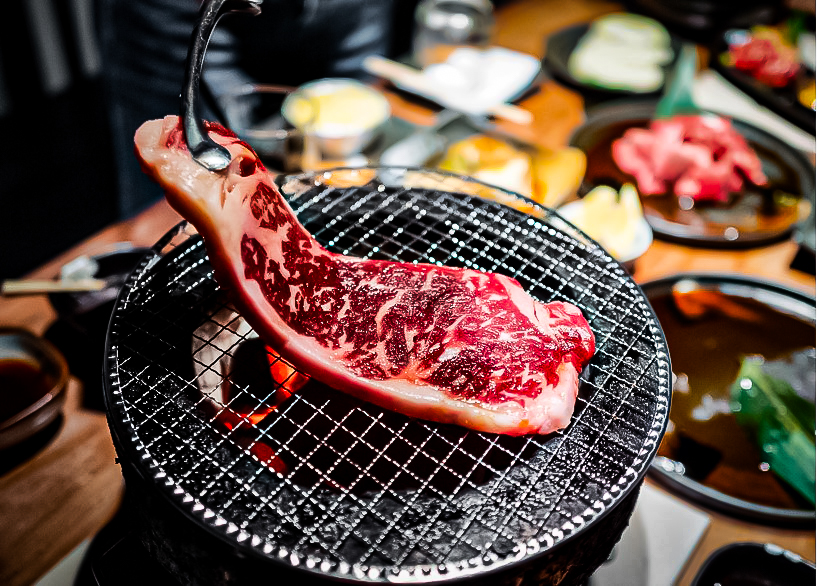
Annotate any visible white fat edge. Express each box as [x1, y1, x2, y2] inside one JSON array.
[[148, 118, 228, 213], [512, 361, 579, 433], [494, 274, 557, 341]]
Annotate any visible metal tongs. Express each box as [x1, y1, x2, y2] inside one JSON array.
[[181, 0, 262, 171]]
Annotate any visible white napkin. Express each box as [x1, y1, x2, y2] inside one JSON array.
[[421, 46, 540, 116], [589, 483, 710, 586]]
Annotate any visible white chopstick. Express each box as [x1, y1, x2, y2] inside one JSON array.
[[1, 278, 107, 295]]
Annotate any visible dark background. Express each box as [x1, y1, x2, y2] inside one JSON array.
[[0, 0, 430, 280], [0, 0, 795, 279], [0, 0, 117, 279]]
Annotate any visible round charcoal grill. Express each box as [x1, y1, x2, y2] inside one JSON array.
[[104, 168, 671, 585]]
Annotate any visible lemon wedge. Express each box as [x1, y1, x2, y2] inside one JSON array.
[[564, 183, 646, 259], [531, 147, 587, 208]]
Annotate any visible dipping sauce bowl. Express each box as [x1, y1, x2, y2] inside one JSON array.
[[0, 329, 69, 451], [283, 78, 391, 160]]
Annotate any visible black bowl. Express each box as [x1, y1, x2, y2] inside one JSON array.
[[569, 100, 816, 248], [48, 247, 151, 322], [691, 542, 815, 585], [643, 273, 815, 527], [0, 328, 69, 452], [45, 247, 150, 411]]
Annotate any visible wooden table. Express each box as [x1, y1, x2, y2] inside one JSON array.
[[0, 0, 814, 584], [0, 201, 181, 586]]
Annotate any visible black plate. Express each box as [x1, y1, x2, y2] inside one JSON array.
[[542, 23, 681, 99], [710, 29, 816, 135], [643, 273, 815, 527], [623, 0, 785, 42], [691, 542, 815, 585], [570, 100, 815, 248], [103, 169, 672, 583]]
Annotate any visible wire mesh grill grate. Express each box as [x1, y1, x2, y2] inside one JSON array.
[[105, 168, 670, 582]]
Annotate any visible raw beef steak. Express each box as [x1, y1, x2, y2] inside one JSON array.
[[134, 116, 595, 435]]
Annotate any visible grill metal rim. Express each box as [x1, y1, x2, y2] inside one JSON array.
[[104, 168, 672, 583]]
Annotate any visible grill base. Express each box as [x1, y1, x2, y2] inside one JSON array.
[[104, 170, 671, 583], [114, 455, 640, 586]]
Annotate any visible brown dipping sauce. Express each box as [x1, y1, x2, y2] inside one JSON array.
[[651, 287, 815, 511], [0, 358, 57, 424], [583, 119, 805, 240]]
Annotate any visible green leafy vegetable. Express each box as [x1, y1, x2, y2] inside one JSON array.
[[786, 12, 806, 46], [731, 355, 816, 506]]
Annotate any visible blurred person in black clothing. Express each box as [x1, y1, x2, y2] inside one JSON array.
[[95, 0, 400, 219]]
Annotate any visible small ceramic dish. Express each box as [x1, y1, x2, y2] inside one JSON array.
[[0, 328, 69, 451], [45, 247, 149, 412], [556, 198, 653, 273], [283, 78, 391, 160]]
